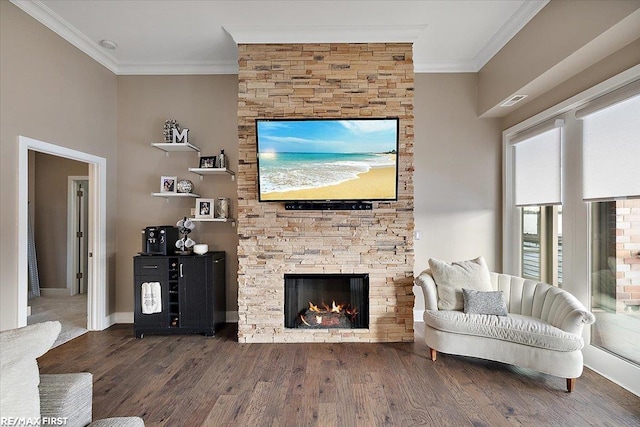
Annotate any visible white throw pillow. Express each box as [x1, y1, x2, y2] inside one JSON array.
[[0, 321, 61, 420], [428, 256, 493, 310]]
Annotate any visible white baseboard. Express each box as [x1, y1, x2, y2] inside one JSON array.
[[414, 309, 424, 323], [40, 288, 72, 297]]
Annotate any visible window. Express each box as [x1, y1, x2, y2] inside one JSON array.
[[521, 206, 562, 285], [503, 73, 640, 394], [579, 90, 640, 366]]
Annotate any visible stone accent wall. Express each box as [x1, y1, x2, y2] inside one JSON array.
[[616, 200, 640, 313], [236, 43, 415, 343]]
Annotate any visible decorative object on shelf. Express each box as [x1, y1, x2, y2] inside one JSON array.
[[215, 149, 226, 168], [215, 197, 230, 219], [163, 119, 180, 143], [175, 217, 195, 255], [199, 156, 216, 168], [172, 127, 189, 144], [176, 179, 194, 193], [195, 198, 214, 219], [193, 244, 208, 255], [160, 176, 177, 193]]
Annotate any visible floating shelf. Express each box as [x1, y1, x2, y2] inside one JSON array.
[[152, 142, 201, 156], [188, 167, 235, 181], [190, 217, 236, 226], [151, 192, 200, 198]]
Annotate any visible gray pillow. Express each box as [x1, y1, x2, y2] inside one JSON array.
[[428, 256, 493, 310], [463, 288, 508, 316]]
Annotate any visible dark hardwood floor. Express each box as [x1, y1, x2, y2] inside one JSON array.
[[37, 323, 640, 426]]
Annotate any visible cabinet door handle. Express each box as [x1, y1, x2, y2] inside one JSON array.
[[179, 263, 184, 278], [142, 265, 158, 269]]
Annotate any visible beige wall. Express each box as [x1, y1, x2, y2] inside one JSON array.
[[0, 1, 117, 329], [502, 37, 640, 129], [479, 0, 640, 117], [413, 73, 502, 312], [116, 75, 239, 315], [33, 153, 88, 289]]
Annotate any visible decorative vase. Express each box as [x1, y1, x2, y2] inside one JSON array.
[[176, 179, 194, 193]]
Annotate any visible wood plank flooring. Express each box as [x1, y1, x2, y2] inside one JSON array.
[[37, 323, 640, 426]]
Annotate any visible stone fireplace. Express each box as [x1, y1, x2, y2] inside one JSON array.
[[236, 43, 415, 343]]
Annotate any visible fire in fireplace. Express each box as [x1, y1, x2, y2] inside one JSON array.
[[284, 274, 369, 329]]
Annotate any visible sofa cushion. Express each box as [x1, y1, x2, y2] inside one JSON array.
[[463, 289, 508, 316], [0, 321, 61, 419], [424, 310, 583, 352], [428, 256, 493, 310]]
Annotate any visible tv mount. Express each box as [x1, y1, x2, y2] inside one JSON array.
[[284, 202, 372, 211]]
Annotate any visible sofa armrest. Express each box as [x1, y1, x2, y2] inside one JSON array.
[[560, 305, 596, 335], [40, 373, 92, 427], [415, 269, 438, 311]]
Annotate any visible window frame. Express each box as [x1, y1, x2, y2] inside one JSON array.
[[502, 65, 640, 395]]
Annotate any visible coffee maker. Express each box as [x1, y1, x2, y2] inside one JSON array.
[[140, 226, 179, 255]]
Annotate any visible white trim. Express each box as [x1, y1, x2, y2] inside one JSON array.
[[473, 0, 549, 70], [10, 0, 119, 74], [40, 288, 73, 297], [117, 61, 239, 76], [583, 345, 640, 396], [224, 24, 426, 44], [413, 309, 424, 323], [67, 176, 89, 296], [19, 136, 107, 331], [413, 60, 477, 74]]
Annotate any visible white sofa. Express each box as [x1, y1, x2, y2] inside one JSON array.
[[416, 270, 595, 392], [0, 321, 144, 426]]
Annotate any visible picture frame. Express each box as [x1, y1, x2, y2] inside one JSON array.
[[160, 176, 177, 193], [195, 198, 214, 219], [199, 156, 216, 168]]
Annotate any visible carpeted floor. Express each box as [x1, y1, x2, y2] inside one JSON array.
[[28, 294, 87, 347]]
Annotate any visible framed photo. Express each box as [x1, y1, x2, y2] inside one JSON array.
[[160, 176, 177, 193], [199, 156, 216, 168], [195, 198, 214, 219]]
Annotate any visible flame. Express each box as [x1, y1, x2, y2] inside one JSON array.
[[300, 300, 358, 327]]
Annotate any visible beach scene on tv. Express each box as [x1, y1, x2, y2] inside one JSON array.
[[256, 119, 398, 201]]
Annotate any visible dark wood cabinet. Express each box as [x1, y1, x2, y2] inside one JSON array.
[[133, 252, 225, 338]]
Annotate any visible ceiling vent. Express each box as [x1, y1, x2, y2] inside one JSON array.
[[500, 94, 527, 107]]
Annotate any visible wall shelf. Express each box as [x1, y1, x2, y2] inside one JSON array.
[[190, 217, 236, 227], [188, 167, 235, 181], [151, 192, 200, 198], [152, 142, 201, 156]]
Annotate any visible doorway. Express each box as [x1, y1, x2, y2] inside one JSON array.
[[18, 136, 107, 330]]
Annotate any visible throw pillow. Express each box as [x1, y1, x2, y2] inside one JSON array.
[[463, 288, 508, 316], [428, 256, 493, 310], [0, 321, 61, 420]]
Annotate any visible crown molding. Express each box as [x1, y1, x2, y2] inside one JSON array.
[[414, 59, 477, 74], [224, 24, 426, 44], [11, 0, 120, 74], [473, 0, 549, 71], [118, 61, 239, 75]]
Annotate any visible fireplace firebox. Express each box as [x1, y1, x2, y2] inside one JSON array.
[[284, 274, 369, 329]]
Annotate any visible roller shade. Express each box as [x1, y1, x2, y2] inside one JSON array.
[[513, 120, 563, 207], [578, 89, 640, 201]]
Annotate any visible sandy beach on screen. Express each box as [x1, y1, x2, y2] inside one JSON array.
[[261, 165, 396, 201]]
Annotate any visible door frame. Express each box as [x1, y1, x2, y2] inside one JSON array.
[[67, 176, 89, 296], [18, 136, 107, 330]]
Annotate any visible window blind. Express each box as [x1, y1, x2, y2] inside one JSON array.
[[578, 89, 640, 201], [513, 120, 563, 207]]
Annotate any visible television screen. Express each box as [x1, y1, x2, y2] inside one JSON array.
[[255, 118, 399, 202]]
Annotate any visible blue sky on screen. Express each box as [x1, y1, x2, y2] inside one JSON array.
[[257, 119, 397, 153]]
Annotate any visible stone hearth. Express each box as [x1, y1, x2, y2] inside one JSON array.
[[236, 43, 415, 343]]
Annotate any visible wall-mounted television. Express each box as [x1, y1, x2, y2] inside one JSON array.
[[255, 118, 399, 202]]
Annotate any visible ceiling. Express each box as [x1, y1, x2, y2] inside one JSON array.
[[12, 0, 549, 75]]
